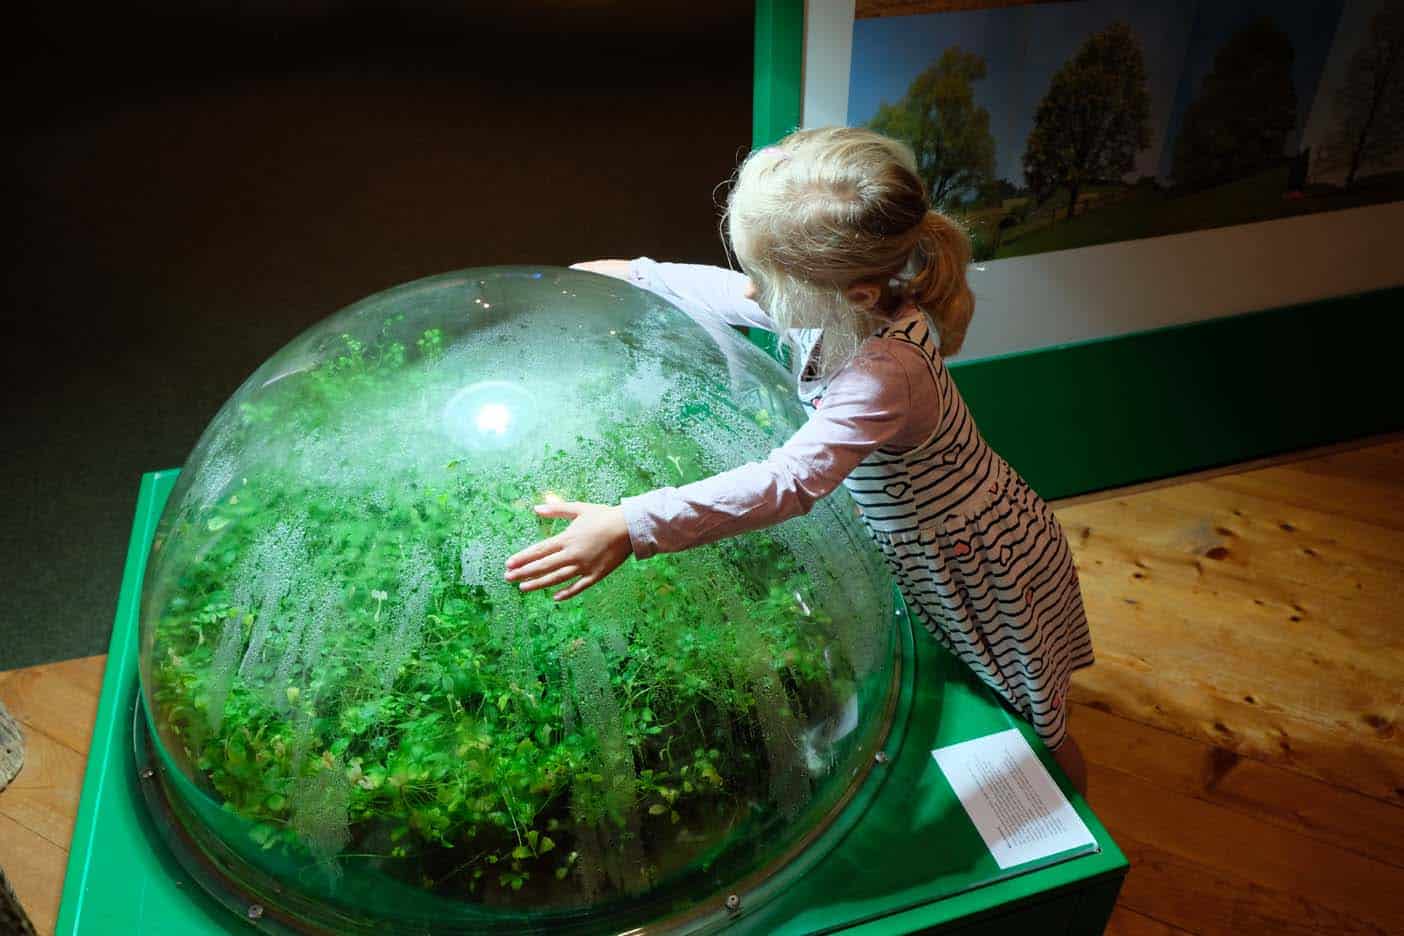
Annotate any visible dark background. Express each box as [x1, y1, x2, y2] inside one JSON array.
[[3, 1, 755, 669]]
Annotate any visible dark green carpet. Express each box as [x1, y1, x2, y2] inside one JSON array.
[[2, 3, 754, 670]]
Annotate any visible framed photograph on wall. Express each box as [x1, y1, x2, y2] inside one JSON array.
[[847, 0, 1403, 262], [759, 0, 1403, 358]]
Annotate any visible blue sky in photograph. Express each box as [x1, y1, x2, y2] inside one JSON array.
[[848, 0, 1344, 187]]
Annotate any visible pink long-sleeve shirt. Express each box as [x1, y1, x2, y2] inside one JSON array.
[[620, 258, 945, 559]]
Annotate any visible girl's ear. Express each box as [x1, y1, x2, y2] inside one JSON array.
[[844, 281, 883, 311]]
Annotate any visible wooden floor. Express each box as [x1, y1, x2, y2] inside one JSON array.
[[2, 441, 1402, 935], [0, 655, 104, 936]]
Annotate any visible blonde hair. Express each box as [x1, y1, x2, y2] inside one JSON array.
[[724, 126, 974, 378]]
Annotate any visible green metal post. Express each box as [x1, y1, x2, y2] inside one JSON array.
[[752, 0, 804, 148]]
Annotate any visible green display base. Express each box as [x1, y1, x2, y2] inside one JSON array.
[[58, 471, 1126, 935]]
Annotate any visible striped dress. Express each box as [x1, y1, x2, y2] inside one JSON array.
[[797, 311, 1094, 750]]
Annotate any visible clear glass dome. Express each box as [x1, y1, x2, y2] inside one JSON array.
[[138, 267, 899, 933]]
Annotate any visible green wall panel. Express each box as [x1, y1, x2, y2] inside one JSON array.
[[752, 0, 803, 147], [949, 287, 1404, 499]]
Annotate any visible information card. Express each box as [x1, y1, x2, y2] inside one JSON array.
[[932, 728, 1096, 870]]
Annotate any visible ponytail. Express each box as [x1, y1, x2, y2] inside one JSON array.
[[726, 127, 975, 367], [906, 211, 974, 357]]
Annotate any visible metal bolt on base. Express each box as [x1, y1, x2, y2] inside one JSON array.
[[247, 904, 264, 920], [874, 751, 890, 765], [139, 766, 154, 780], [725, 894, 741, 913]]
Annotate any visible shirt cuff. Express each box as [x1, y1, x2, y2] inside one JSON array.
[[620, 492, 664, 560]]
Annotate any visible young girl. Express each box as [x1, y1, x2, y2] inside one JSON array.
[[505, 127, 1093, 790]]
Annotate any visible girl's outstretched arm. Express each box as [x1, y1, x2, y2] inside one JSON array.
[[573, 258, 778, 332], [505, 340, 932, 599], [572, 257, 784, 403]]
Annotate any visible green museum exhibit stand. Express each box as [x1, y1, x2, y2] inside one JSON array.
[[57, 471, 1126, 934]]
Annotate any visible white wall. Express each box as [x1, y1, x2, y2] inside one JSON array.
[[960, 200, 1404, 360], [801, 0, 856, 130]]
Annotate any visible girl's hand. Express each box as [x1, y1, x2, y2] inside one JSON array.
[[569, 259, 632, 279], [504, 500, 633, 600]]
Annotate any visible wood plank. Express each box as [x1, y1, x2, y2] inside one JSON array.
[[1210, 469, 1404, 537], [1085, 761, 1404, 934], [1288, 440, 1404, 483], [0, 657, 104, 756], [1068, 588, 1403, 796], [1071, 650, 1404, 805], [1103, 905, 1193, 936], [1103, 905, 1192, 936], [0, 719, 88, 851], [1155, 483, 1404, 601], [1066, 486, 1404, 628], [1227, 449, 1404, 531], [1113, 835, 1391, 936], [1058, 465, 1404, 802], [0, 811, 66, 936], [1073, 572, 1401, 726], [0, 655, 104, 935], [51, 655, 107, 701], [1070, 702, 1404, 870], [1065, 493, 1403, 601], [1076, 566, 1400, 698]]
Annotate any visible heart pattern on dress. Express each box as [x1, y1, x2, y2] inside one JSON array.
[[883, 481, 910, 499]]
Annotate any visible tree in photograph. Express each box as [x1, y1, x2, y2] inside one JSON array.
[[1173, 18, 1297, 190], [869, 47, 997, 208], [1022, 21, 1151, 219], [1317, 4, 1404, 188], [976, 177, 1022, 208]]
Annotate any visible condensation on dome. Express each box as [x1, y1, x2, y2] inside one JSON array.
[[137, 267, 899, 933]]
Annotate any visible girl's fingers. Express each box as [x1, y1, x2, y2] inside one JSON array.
[[505, 549, 575, 582], [505, 535, 564, 570], [517, 565, 581, 593], [533, 501, 584, 521], [553, 574, 598, 602]]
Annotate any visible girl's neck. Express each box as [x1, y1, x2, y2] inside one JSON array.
[[872, 301, 921, 325]]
